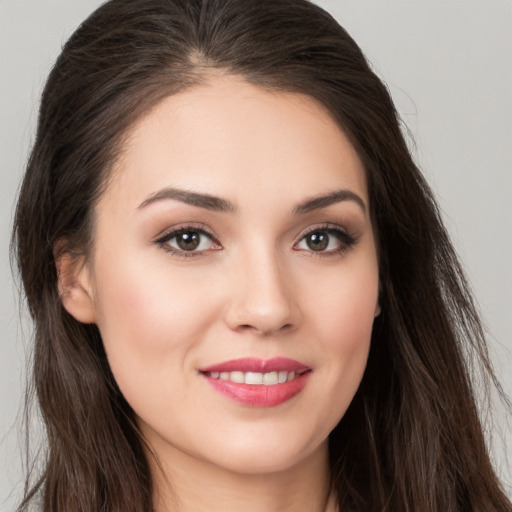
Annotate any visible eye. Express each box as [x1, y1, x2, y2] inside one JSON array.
[[155, 227, 221, 256], [295, 226, 356, 254]]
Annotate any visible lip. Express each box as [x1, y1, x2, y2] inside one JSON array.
[[199, 357, 309, 374], [199, 357, 312, 408]]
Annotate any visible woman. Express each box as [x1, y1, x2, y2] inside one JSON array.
[[11, 0, 511, 511]]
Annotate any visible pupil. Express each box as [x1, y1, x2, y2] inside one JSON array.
[[307, 232, 328, 251], [177, 231, 200, 251]]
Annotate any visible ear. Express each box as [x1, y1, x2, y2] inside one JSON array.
[[374, 280, 382, 317], [55, 246, 96, 324]]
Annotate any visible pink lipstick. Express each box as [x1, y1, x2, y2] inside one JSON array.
[[199, 357, 312, 407]]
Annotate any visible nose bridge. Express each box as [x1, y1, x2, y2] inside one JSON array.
[[225, 242, 299, 335]]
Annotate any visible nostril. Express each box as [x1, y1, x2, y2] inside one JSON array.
[[237, 322, 295, 336]]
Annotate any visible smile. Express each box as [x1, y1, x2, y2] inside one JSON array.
[[204, 370, 302, 385], [199, 358, 312, 407]]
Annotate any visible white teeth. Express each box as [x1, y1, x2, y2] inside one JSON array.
[[245, 372, 263, 385], [263, 371, 278, 385], [230, 371, 245, 383], [208, 370, 302, 385]]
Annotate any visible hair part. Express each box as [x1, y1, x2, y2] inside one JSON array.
[[12, 0, 511, 511]]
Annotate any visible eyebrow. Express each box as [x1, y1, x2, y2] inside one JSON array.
[[138, 186, 366, 215], [138, 187, 236, 212], [294, 189, 367, 215]]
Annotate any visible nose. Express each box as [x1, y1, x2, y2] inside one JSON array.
[[224, 251, 300, 337]]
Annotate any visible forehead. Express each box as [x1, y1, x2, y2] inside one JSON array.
[[101, 75, 368, 215]]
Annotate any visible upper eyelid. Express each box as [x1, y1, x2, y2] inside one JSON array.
[[297, 223, 353, 239], [154, 223, 217, 243]]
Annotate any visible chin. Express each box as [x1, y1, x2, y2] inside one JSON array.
[[200, 428, 329, 476]]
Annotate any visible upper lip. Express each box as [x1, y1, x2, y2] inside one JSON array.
[[199, 357, 310, 374]]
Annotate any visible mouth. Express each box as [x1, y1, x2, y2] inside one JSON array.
[[198, 358, 312, 407], [203, 369, 307, 385]]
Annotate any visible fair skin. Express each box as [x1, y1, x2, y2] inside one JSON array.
[[60, 75, 380, 512]]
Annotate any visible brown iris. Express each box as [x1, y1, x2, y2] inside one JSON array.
[[176, 231, 201, 251], [306, 232, 329, 251]]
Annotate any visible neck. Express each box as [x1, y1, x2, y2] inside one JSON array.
[[148, 440, 336, 512]]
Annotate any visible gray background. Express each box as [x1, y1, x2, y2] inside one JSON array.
[[1, 0, 511, 509]]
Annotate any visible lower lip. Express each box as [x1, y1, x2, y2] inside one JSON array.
[[201, 372, 311, 407]]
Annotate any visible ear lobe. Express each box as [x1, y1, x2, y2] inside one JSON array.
[[56, 250, 96, 324], [374, 303, 381, 317]]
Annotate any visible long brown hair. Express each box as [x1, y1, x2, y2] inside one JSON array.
[[12, 0, 511, 510]]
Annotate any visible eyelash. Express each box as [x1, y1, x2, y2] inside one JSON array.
[[154, 223, 357, 258], [154, 225, 221, 259], [295, 224, 357, 257]]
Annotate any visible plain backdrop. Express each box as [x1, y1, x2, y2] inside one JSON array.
[[1, 0, 511, 509]]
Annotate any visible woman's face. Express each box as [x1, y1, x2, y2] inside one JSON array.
[[74, 76, 379, 475]]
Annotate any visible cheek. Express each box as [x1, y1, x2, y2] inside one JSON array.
[[90, 253, 220, 396], [312, 255, 378, 349], [304, 256, 378, 412]]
